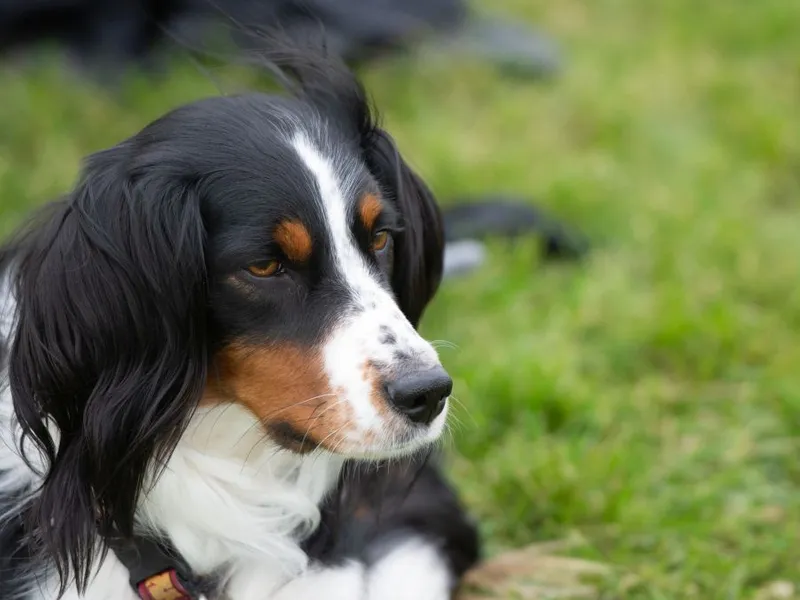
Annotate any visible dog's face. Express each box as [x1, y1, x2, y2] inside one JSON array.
[[199, 104, 449, 458], [4, 68, 448, 470]]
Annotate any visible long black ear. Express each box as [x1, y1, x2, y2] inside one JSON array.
[[364, 129, 445, 327], [0, 145, 208, 594]]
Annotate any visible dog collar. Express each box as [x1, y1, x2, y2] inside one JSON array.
[[106, 533, 217, 600], [136, 570, 192, 600]]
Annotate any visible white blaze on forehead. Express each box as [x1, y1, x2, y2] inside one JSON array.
[[290, 131, 374, 302], [289, 130, 441, 444]]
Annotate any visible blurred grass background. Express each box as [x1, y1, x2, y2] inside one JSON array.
[[1, 0, 799, 598]]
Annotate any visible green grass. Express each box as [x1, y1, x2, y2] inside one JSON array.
[[2, 1, 800, 597]]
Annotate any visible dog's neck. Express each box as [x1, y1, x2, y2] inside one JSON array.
[[136, 403, 345, 578]]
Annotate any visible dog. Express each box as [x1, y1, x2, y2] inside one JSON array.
[[0, 47, 479, 599]]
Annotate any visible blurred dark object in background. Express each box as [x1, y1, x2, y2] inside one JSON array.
[[442, 199, 590, 278], [0, 0, 561, 79], [444, 199, 590, 260]]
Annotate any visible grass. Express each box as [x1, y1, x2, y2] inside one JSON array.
[[1, 0, 799, 598]]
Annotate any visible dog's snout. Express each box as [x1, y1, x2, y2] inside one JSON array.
[[386, 366, 452, 425]]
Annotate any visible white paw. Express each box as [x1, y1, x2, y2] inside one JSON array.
[[367, 537, 453, 600], [242, 561, 366, 600]]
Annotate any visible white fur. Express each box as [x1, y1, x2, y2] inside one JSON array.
[[138, 403, 344, 582], [263, 561, 365, 600], [0, 136, 452, 599], [367, 537, 453, 600]]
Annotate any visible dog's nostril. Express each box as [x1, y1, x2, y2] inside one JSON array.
[[386, 366, 452, 425]]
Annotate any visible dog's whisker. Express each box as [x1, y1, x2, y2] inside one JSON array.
[[246, 396, 348, 479], [235, 393, 344, 470], [312, 422, 348, 454], [263, 392, 340, 419], [430, 339, 459, 351], [441, 421, 459, 448], [298, 396, 346, 451], [448, 395, 477, 427], [445, 412, 466, 437]]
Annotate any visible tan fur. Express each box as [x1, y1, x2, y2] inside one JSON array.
[[358, 193, 383, 232], [275, 220, 313, 263], [209, 343, 350, 453]]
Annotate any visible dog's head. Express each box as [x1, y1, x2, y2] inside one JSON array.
[[1, 50, 447, 590]]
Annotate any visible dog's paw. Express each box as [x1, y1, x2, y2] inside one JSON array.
[[260, 561, 366, 600], [366, 536, 453, 600]]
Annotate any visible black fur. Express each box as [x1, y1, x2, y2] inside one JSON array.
[[305, 455, 480, 580], [0, 45, 466, 596], [1, 153, 210, 595]]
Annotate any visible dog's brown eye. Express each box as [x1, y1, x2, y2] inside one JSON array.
[[371, 230, 390, 252], [246, 260, 282, 278]]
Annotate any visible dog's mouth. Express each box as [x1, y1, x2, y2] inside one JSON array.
[[261, 384, 451, 458]]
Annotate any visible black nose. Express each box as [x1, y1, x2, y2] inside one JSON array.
[[386, 367, 453, 425]]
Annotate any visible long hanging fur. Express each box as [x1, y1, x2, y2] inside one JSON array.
[[0, 167, 209, 593]]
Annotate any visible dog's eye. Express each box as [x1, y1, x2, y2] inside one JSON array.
[[371, 230, 390, 252], [246, 260, 283, 278]]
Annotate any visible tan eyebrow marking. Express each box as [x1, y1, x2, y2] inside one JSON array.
[[358, 193, 383, 231], [274, 220, 313, 263]]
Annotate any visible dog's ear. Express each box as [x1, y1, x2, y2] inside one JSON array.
[[363, 129, 445, 327], [1, 146, 208, 594]]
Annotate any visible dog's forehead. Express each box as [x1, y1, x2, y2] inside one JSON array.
[[195, 96, 375, 234], [194, 118, 395, 294]]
